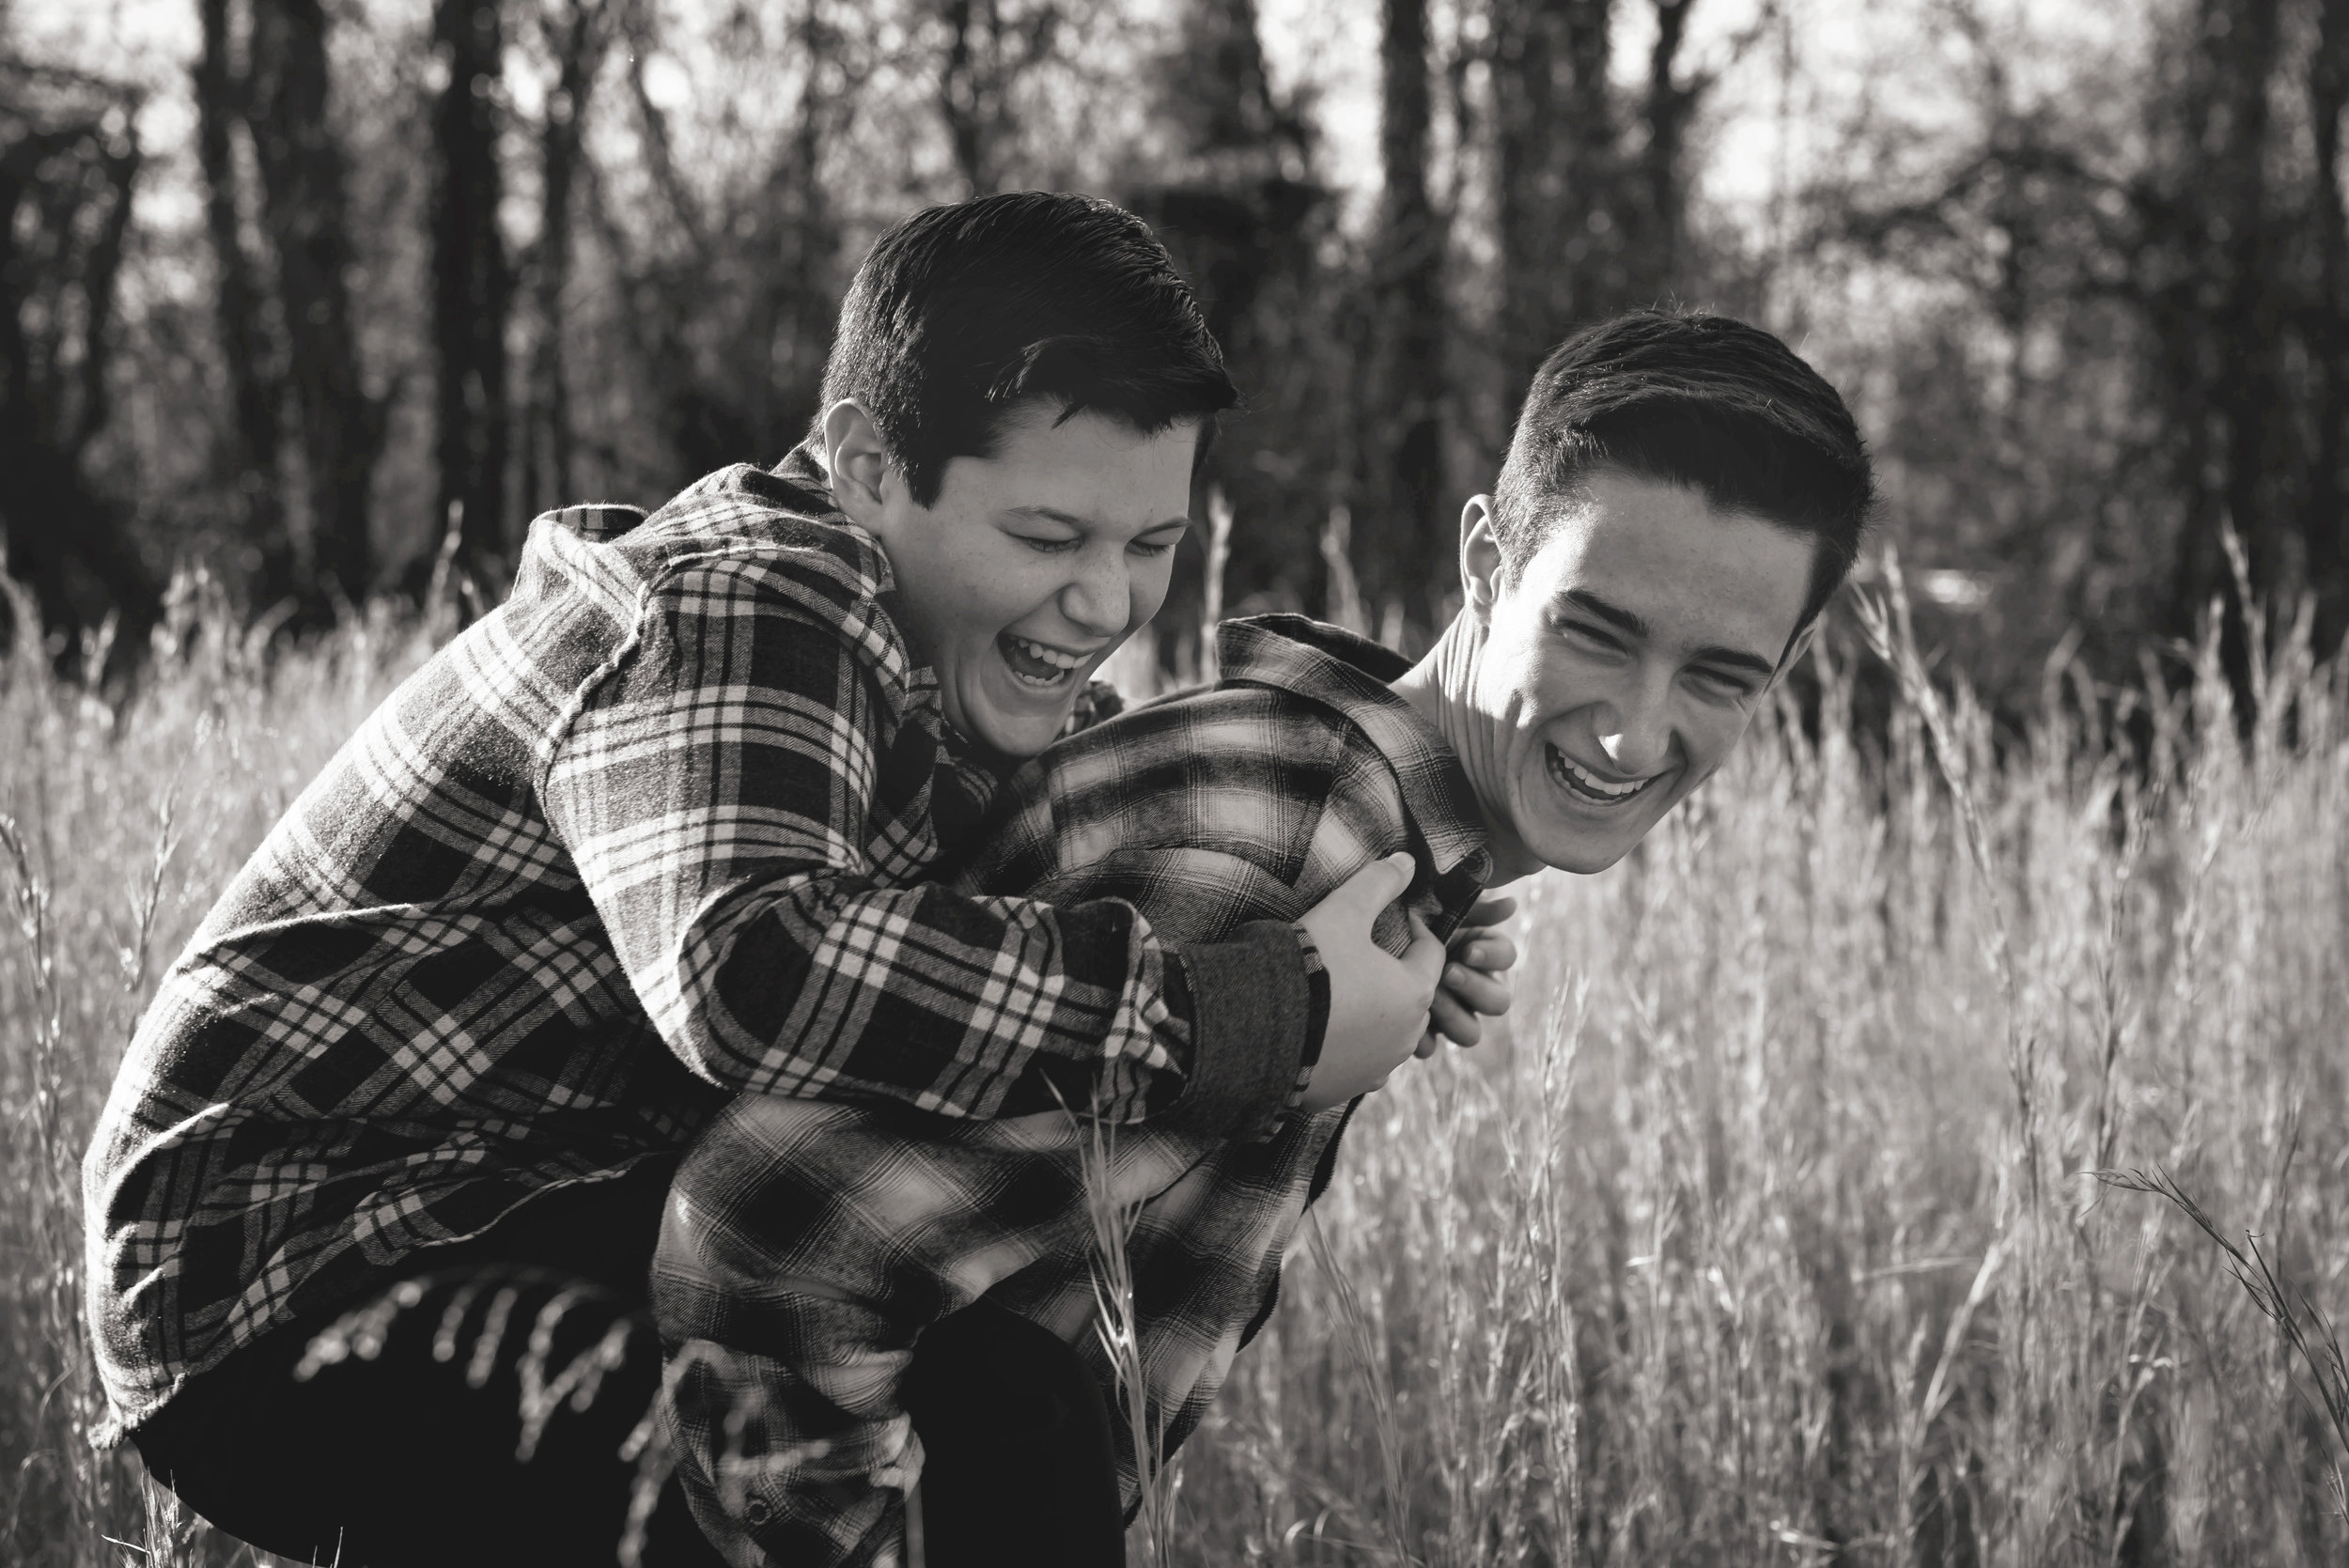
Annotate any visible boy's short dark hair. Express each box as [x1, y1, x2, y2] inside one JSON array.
[[1494, 309, 1876, 630], [814, 192, 1239, 505]]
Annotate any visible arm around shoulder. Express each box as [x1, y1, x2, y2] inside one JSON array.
[[538, 560, 1221, 1123]]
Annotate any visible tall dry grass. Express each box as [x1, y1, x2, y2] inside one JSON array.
[[1171, 585, 2349, 1566], [0, 576, 444, 1567], [0, 569, 2343, 1566]]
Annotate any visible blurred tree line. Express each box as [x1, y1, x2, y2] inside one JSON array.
[[3, 0, 2348, 696]]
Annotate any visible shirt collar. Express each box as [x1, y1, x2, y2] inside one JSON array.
[[1215, 614, 1493, 880], [764, 443, 845, 522]]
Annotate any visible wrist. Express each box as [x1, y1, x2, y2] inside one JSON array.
[[1282, 919, 1329, 1119], [1158, 922, 1317, 1140]]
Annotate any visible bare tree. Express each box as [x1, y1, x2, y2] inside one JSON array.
[[194, 0, 293, 604], [1369, 0, 1448, 618], [1490, 0, 1615, 393], [2303, 0, 2349, 650], [1125, 0, 1333, 642], [433, 0, 515, 575], [247, 0, 385, 600], [1640, 0, 1700, 288], [2155, 0, 2286, 647], [0, 60, 156, 646], [583, 0, 854, 480], [520, 0, 614, 517]]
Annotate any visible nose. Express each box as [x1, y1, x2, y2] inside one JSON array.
[[1058, 545, 1129, 639], [1593, 672, 1674, 775]]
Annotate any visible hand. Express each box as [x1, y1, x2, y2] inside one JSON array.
[[1295, 853, 1446, 1111], [1418, 893, 1517, 1058]]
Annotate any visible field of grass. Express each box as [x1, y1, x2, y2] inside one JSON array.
[[3, 573, 2345, 1566]]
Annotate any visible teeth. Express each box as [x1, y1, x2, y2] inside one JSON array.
[[1549, 744, 1648, 800], [1009, 636, 1088, 672]]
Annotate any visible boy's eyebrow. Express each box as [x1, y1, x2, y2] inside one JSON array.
[[1693, 644, 1781, 679], [1562, 589, 1649, 638], [1563, 589, 1778, 677], [1003, 505, 1192, 533]]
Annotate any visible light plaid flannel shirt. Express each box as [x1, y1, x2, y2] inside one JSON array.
[[82, 456, 1306, 1441], [655, 614, 1494, 1568]]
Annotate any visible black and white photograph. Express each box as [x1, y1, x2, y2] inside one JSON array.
[[3, 0, 2345, 1562]]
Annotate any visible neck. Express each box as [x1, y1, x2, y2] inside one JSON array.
[[1392, 612, 1541, 886]]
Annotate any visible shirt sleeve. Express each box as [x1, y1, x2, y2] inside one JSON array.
[[538, 558, 1283, 1126]]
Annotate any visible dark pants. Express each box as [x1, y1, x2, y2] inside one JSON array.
[[130, 1159, 1125, 1567], [903, 1300, 1126, 1568]]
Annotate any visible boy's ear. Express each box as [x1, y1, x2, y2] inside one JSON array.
[[1459, 496, 1504, 619], [821, 401, 893, 521]]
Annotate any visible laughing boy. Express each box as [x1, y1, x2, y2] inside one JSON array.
[[84, 193, 1456, 1568], [654, 307, 1877, 1567]]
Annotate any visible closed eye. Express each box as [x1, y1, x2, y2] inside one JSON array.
[[1013, 535, 1081, 555], [1688, 666, 1757, 700], [1560, 618, 1627, 654], [1129, 536, 1179, 558]]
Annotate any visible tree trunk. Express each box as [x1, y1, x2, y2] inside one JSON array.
[[1373, 0, 1447, 617], [524, 0, 609, 517], [2160, 0, 2284, 649], [1641, 0, 1698, 290], [433, 0, 515, 576], [195, 0, 294, 605], [2212, 0, 2284, 604], [770, 0, 842, 454], [0, 79, 158, 650], [248, 0, 381, 600], [2307, 0, 2349, 655], [939, 0, 996, 196], [1491, 0, 1616, 396]]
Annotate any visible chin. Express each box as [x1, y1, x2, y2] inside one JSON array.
[[1543, 841, 1631, 876], [970, 708, 1073, 759]]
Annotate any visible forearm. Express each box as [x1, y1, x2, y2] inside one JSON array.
[[545, 582, 1321, 1133], [1159, 918, 1328, 1140], [640, 868, 1190, 1121]]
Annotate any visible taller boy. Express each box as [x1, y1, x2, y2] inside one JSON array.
[[656, 304, 1876, 1566], [84, 194, 1451, 1567]]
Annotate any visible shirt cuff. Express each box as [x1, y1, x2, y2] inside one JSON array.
[[1159, 921, 1325, 1141]]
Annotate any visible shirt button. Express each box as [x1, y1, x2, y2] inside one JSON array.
[[744, 1498, 771, 1527]]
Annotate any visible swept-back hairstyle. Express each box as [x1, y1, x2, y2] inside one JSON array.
[[1495, 309, 1877, 629], [813, 192, 1239, 504]]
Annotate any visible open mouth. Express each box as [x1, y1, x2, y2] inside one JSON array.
[[997, 631, 1096, 691], [1545, 742, 1658, 807]]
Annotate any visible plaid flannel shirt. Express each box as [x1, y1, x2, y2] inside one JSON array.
[[656, 614, 1493, 1568], [83, 456, 1310, 1441]]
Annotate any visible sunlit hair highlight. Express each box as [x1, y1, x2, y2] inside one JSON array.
[[1493, 308, 1877, 630]]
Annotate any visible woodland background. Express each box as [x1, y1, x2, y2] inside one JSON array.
[[8, 5, 2349, 1567], [9, 0, 2349, 697]]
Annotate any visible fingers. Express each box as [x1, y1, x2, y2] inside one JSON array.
[[1331, 850, 1413, 906], [1441, 962, 1511, 1018], [1460, 893, 1517, 929], [1307, 851, 1416, 939], [1427, 988, 1482, 1048], [1366, 850, 1416, 902], [1399, 911, 1446, 990], [1414, 1030, 1440, 1060], [1450, 931, 1518, 975]]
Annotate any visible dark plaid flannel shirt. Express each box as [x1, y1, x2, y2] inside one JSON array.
[[82, 457, 1304, 1442], [655, 614, 1493, 1568]]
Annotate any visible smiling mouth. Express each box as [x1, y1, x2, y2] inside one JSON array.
[[997, 632, 1097, 690], [1545, 742, 1658, 806]]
